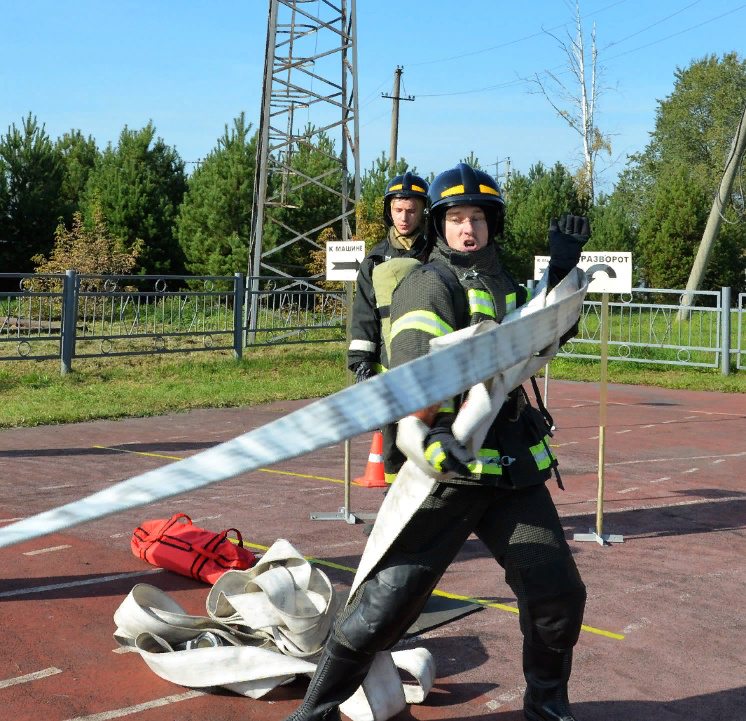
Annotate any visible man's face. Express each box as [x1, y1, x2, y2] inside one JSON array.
[[443, 205, 489, 252], [390, 197, 423, 235]]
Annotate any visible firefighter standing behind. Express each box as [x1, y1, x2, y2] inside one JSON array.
[[283, 163, 590, 721], [347, 172, 431, 483]]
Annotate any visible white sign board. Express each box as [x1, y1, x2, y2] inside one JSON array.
[[534, 252, 632, 293], [326, 241, 366, 281]]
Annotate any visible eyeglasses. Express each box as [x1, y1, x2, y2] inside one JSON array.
[[445, 216, 487, 227]]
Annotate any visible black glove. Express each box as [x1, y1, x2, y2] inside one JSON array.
[[353, 361, 374, 384], [548, 213, 591, 271], [423, 427, 473, 476]]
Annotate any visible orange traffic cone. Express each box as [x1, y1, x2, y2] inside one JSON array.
[[355, 431, 387, 487]]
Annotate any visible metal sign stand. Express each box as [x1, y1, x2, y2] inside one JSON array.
[[574, 291, 624, 547], [311, 280, 376, 525]]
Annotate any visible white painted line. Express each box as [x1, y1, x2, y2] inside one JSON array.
[[63, 690, 205, 721], [617, 487, 638, 494], [0, 517, 26, 523], [712, 459, 725, 464], [683, 468, 699, 474], [190, 514, 222, 523], [557, 441, 579, 447], [0, 568, 164, 598], [661, 420, 677, 424], [684, 416, 698, 419], [616, 429, 632, 434], [40, 484, 75, 490], [23, 544, 72, 556], [589, 435, 599, 440], [109, 532, 129, 539], [0, 667, 62, 688], [650, 477, 670, 484], [112, 646, 136, 654], [608, 451, 746, 466], [688, 409, 745, 417], [641, 424, 656, 429]]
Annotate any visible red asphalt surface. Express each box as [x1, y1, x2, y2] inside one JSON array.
[[1, 379, 745, 721]]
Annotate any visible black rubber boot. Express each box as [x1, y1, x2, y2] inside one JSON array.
[[283, 637, 374, 721], [523, 640, 578, 721]]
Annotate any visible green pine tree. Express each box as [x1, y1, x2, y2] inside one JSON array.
[[176, 113, 257, 277], [83, 121, 187, 276], [0, 113, 65, 272], [56, 129, 99, 225], [637, 165, 710, 290], [501, 162, 585, 282]]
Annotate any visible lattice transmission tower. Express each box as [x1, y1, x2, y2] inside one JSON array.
[[248, 0, 360, 306]]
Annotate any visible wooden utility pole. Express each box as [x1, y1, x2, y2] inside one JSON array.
[[679, 104, 746, 319], [382, 66, 414, 171]]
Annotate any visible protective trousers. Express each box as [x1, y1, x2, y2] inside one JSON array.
[[313, 482, 586, 721]]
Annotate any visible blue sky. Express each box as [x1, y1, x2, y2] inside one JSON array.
[[1, 0, 744, 193]]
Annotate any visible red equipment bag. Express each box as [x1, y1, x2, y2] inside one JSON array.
[[131, 513, 257, 584]]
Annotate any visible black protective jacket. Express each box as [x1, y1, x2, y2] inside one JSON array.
[[388, 238, 558, 489], [346, 227, 429, 373]]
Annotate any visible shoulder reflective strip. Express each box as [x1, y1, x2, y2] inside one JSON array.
[[530, 438, 555, 470], [425, 442, 446, 472], [388, 184, 403, 191], [440, 184, 465, 198], [468, 289, 496, 318], [438, 402, 455, 414], [349, 339, 377, 353], [505, 292, 517, 315], [479, 184, 500, 196], [374, 363, 387, 374], [525, 286, 533, 301], [391, 311, 453, 340], [411, 184, 426, 193]]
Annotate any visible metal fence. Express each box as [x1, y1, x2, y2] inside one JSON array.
[[1, 272, 743, 375], [557, 287, 729, 370], [0, 272, 345, 372]]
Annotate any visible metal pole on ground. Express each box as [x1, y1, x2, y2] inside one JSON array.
[[574, 291, 624, 547]]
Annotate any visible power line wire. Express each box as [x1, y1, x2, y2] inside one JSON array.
[[406, 0, 628, 68], [602, 4, 746, 62], [603, 0, 703, 49]]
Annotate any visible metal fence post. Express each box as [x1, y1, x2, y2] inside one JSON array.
[[60, 269, 77, 374], [233, 272, 244, 360], [721, 287, 731, 376]]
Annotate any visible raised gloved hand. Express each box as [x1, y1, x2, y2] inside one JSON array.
[[548, 213, 591, 271], [353, 361, 374, 384], [423, 426, 474, 476]]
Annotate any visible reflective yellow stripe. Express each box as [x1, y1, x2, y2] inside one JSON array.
[[440, 184, 465, 197], [468, 289, 496, 318], [525, 286, 533, 301], [468, 448, 503, 476], [530, 437, 555, 470], [391, 311, 453, 341], [388, 183, 402, 191], [479, 184, 500, 196], [505, 292, 517, 315], [411, 184, 425, 193], [374, 363, 387, 374], [425, 441, 446, 472], [438, 401, 455, 414]]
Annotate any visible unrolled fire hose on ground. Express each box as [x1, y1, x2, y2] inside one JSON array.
[[113, 538, 435, 721]]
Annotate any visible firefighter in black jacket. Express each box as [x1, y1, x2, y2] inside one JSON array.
[[284, 164, 590, 721], [347, 172, 430, 482]]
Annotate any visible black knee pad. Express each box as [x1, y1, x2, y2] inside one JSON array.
[[514, 555, 587, 650], [335, 563, 438, 652]]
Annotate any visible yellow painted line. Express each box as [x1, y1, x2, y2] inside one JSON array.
[[94, 446, 623, 640], [228, 540, 624, 640], [92, 445, 353, 484]]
